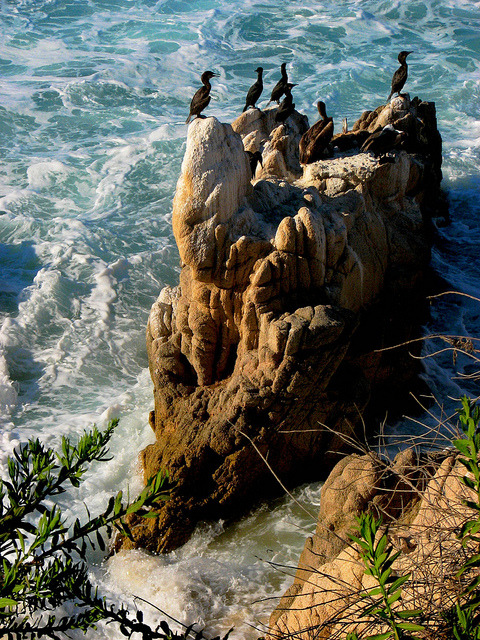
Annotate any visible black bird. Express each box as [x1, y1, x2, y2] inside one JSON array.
[[387, 51, 413, 101], [246, 150, 263, 178], [186, 70, 219, 124], [243, 67, 264, 112], [360, 124, 406, 157], [299, 101, 334, 164], [268, 62, 288, 105], [274, 83, 297, 123]]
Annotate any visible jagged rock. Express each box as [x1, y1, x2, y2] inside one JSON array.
[[120, 97, 445, 554], [333, 95, 443, 182], [232, 106, 308, 180], [268, 450, 473, 639]]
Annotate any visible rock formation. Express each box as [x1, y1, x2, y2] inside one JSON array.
[[121, 96, 445, 553], [269, 449, 474, 639]]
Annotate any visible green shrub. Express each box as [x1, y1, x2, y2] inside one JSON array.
[[348, 512, 424, 640], [0, 420, 229, 640]]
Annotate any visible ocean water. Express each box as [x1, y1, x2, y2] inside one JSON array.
[[1, 0, 480, 636]]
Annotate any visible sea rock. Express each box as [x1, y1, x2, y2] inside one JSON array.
[[232, 105, 309, 180], [269, 450, 473, 639], [121, 97, 445, 553]]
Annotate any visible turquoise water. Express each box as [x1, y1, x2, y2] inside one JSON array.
[[1, 0, 480, 636]]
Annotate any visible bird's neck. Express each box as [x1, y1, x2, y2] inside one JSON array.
[[318, 107, 327, 120]]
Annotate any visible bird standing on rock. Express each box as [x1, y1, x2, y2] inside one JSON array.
[[268, 62, 288, 105], [243, 67, 264, 112], [275, 82, 297, 123], [361, 124, 406, 159], [387, 51, 413, 101], [186, 70, 219, 124], [299, 101, 334, 164]]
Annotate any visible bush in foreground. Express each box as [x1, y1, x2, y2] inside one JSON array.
[[0, 419, 229, 640], [344, 397, 480, 640]]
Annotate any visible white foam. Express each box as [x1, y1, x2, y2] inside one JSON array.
[[27, 160, 71, 190], [0, 350, 18, 416], [88, 265, 118, 326], [95, 478, 322, 639]]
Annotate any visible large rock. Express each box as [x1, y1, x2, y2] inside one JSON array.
[[269, 450, 473, 639], [121, 98, 445, 553]]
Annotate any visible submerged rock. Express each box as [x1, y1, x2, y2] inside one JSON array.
[[121, 98, 445, 553]]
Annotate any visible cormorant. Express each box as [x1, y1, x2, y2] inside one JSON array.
[[360, 124, 406, 157], [274, 83, 297, 123], [186, 70, 219, 124], [243, 67, 264, 112], [299, 101, 334, 164], [246, 150, 263, 177], [268, 62, 288, 105], [387, 51, 413, 102]]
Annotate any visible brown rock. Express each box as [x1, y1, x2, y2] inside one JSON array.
[[121, 98, 445, 554], [269, 450, 473, 639]]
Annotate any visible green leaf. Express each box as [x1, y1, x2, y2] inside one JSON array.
[[387, 574, 410, 593], [0, 422, 176, 639], [16, 529, 25, 554], [386, 590, 402, 605], [453, 439, 472, 456], [349, 535, 369, 550], [375, 551, 389, 568], [455, 602, 467, 627], [96, 530, 106, 552], [459, 553, 480, 571], [0, 598, 17, 608], [396, 609, 423, 619], [396, 622, 425, 631], [378, 567, 393, 586]]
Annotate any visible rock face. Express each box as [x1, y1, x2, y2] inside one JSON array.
[[123, 97, 445, 553], [269, 450, 473, 639]]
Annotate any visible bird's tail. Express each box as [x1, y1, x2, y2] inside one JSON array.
[[242, 105, 248, 112], [186, 114, 191, 124]]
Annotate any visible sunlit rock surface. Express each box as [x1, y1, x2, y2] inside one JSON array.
[[269, 450, 472, 639], [122, 97, 445, 553]]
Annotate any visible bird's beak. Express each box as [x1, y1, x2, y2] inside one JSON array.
[[212, 73, 220, 77], [407, 51, 413, 55]]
